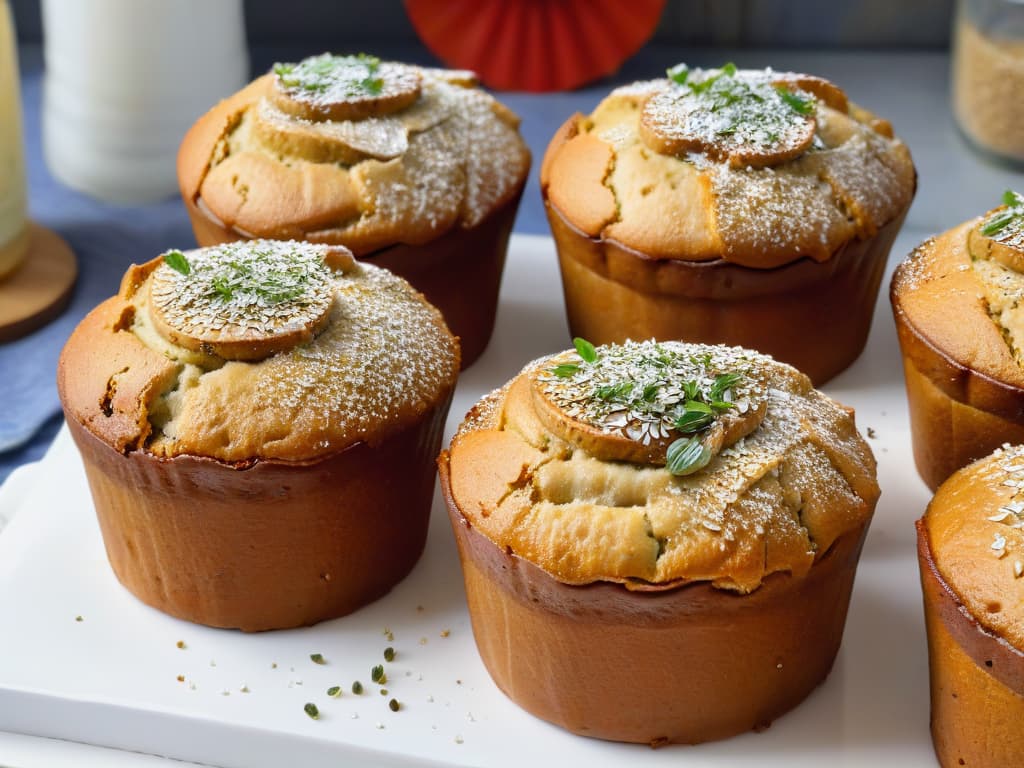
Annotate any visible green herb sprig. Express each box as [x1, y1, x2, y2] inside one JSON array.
[[273, 53, 384, 97], [544, 339, 745, 477], [981, 190, 1024, 237], [163, 250, 190, 276], [662, 63, 816, 139]]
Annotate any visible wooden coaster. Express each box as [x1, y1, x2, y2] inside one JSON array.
[[0, 222, 78, 342]]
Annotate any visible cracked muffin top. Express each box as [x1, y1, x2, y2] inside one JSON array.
[[540, 63, 915, 269], [444, 340, 878, 592], [178, 54, 531, 255], [892, 191, 1024, 393], [58, 240, 460, 463]]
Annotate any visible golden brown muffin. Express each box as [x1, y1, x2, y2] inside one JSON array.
[[541, 63, 915, 385], [58, 240, 460, 631], [178, 54, 531, 368], [891, 192, 1024, 491], [438, 339, 878, 744], [918, 444, 1024, 768]]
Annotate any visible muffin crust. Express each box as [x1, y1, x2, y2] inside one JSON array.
[[179, 59, 530, 256], [541, 65, 914, 268], [59, 241, 460, 463], [447, 341, 877, 593]]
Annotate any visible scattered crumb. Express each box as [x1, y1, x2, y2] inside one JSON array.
[[375, 722, 385, 730], [456, 679, 463, 686], [454, 735, 464, 744], [776, 663, 783, 670], [419, 637, 428, 645], [176, 675, 185, 683], [866, 427, 877, 439], [440, 629, 450, 638], [271, 662, 278, 669], [240, 684, 250, 693], [176, 640, 186, 649], [75, 615, 83, 622]]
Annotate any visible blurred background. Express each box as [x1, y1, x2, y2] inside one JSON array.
[[11, 0, 955, 49]]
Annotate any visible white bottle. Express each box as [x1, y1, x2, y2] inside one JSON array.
[[41, 0, 248, 204], [0, 0, 28, 278]]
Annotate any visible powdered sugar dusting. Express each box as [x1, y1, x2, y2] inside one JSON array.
[[456, 341, 874, 591], [218, 63, 528, 243], [150, 241, 333, 339], [146, 260, 458, 461], [251, 263, 457, 441], [642, 66, 814, 166]]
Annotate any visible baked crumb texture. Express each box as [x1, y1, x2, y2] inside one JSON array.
[[893, 196, 1024, 400], [447, 341, 877, 593], [58, 240, 460, 463], [927, 443, 1024, 650], [180, 56, 530, 255], [540, 64, 915, 267]]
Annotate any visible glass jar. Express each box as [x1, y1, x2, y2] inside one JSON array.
[[0, 0, 29, 280], [953, 0, 1024, 164]]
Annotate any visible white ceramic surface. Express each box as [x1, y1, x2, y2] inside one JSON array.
[[40, 0, 248, 204], [0, 233, 938, 767]]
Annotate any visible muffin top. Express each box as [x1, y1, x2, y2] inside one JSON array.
[[924, 443, 1024, 649], [445, 340, 878, 593], [540, 63, 915, 268], [892, 191, 1024, 392], [178, 54, 531, 255], [58, 240, 460, 462]]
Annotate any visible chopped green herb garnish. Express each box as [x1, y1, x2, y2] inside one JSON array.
[[352, 681, 364, 694], [304, 702, 320, 720], [982, 191, 1024, 236], [596, 382, 634, 401], [667, 63, 689, 85], [383, 647, 395, 662], [327, 685, 342, 697], [371, 664, 385, 684], [274, 53, 384, 97], [550, 363, 580, 378], [163, 250, 190, 276], [666, 436, 713, 476], [310, 653, 326, 665], [574, 337, 598, 363], [775, 86, 815, 116], [538, 340, 752, 475]]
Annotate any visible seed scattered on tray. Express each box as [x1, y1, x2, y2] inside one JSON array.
[[383, 647, 395, 662], [176, 640, 186, 649], [304, 702, 320, 720], [310, 653, 326, 665], [352, 681, 364, 694], [327, 686, 342, 698], [371, 664, 386, 684], [389, 698, 401, 712], [75, 615, 83, 622]]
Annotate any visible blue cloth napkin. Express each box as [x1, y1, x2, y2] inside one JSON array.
[[1, 53, 195, 455]]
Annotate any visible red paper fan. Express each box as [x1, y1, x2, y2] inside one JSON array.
[[404, 0, 666, 92]]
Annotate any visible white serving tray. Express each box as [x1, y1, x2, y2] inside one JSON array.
[[0, 233, 938, 767]]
